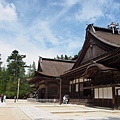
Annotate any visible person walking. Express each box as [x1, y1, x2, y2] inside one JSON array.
[[3, 95, 6, 102], [14, 96, 16, 103], [63, 96, 66, 104], [1, 94, 4, 103], [53, 98, 56, 106]]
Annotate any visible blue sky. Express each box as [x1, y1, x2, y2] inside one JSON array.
[[0, 0, 120, 67]]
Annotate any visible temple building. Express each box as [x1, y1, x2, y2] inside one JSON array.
[[28, 57, 75, 100], [28, 23, 120, 109], [61, 23, 120, 109]]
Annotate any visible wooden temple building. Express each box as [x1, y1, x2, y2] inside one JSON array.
[[28, 23, 120, 109], [28, 57, 75, 99]]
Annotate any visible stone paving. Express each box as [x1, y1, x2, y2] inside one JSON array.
[[0, 99, 120, 120], [19, 106, 61, 120]]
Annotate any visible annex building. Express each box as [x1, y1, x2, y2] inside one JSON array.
[[28, 57, 75, 100]]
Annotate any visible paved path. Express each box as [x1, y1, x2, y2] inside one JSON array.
[[0, 99, 120, 120], [19, 106, 61, 120]]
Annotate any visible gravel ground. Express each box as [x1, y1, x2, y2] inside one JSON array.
[[36, 104, 120, 120], [0, 99, 120, 120], [0, 107, 31, 120]]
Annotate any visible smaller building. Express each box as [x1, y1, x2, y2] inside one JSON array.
[[28, 57, 75, 99]]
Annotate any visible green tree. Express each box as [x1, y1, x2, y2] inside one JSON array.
[[65, 55, 68, 60], [6, 50, 27, 98], [61, 54, 64, 59], [55, 55, 73, 60], [7, 50, 26, 80], [27, 61, 36, 77], [0, 67, 8, 95], [0, 54, 9, 95], [26, 61, 37, 97], [56, 55, 60, 59]]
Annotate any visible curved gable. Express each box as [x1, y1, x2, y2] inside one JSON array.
[[73, 24, 119, 69]]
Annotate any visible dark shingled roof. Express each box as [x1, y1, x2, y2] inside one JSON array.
[[62, 24, 120, 74], [37, 58, 75, 77], [93, 26, 120, 47], [81, 63, 117, 78]]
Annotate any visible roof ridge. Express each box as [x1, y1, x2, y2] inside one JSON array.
[[41, 57, 75, 63], [93, 25, 119, 34]]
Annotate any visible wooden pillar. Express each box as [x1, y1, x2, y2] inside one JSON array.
[[72, 80, 73, 98], [112, 86, 115, 109], [59, 78, 62, 104], [45, 87, 48, 99]]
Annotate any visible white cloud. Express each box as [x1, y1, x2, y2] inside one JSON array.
[[48, 0, 80, 25], [75, 0, 120, 23], [65, 0, 80, 6], [0, 0, 120, 69], [0, 20, 68, 67], [38, 22, 59, 45], [50, 0, 79, 7], [26, 20, 60, 47], [67, 38, 83, 50], [0, 2, 17, 21], [103, 0, 120, 22], [104, 0, 120, 12], [0, 40, 14, 67], [75, 0, 104, 22]]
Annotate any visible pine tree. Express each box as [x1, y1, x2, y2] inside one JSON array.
[[5, 50, 28, 98]]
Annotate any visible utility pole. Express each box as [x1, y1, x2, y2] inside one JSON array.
[[17, 78, 20, 101]]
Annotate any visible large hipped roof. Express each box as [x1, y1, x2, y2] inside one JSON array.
[[37, 58, 75, 77]]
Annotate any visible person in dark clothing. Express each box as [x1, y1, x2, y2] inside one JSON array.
[[1, 94, 4, 103]]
